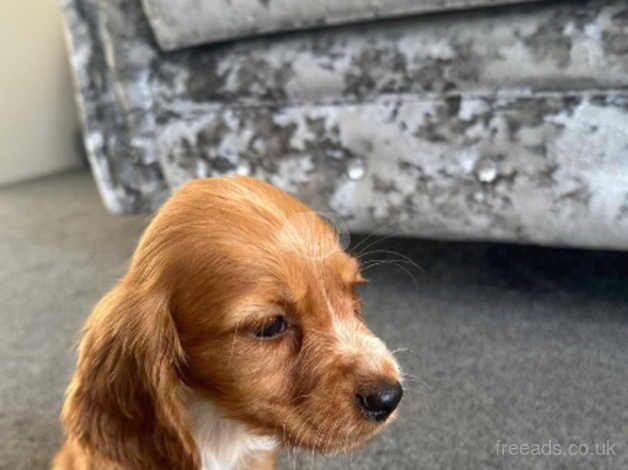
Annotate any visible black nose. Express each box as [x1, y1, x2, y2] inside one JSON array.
[[357, 381, 403, 422]]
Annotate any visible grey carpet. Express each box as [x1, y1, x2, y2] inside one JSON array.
[[1, 170, 626, 470]]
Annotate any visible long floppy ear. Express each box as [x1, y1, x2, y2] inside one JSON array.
[[61, 282, 199, 470]]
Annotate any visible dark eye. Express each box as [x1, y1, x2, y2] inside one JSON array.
[[255, 316, 287, 339]]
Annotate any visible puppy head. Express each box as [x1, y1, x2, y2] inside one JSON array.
[[62, 176, 401, 469], [140, 176, 402, 453]]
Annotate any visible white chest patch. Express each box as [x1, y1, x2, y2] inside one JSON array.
[[186, 395, 277, 470]]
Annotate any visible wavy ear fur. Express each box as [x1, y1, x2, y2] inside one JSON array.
[[61, 282, 199, 469]]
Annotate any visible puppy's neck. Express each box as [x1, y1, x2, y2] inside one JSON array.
[[186, 392, 276, 470]]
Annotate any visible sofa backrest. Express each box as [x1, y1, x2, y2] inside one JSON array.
[[141, 0, 543, 50]]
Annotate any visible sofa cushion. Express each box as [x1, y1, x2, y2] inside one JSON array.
[[141, 0, 541, 50]]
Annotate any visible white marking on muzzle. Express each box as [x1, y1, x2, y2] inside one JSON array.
[[323, 287, 400, 377]]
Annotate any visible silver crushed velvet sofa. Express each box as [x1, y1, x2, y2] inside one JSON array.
[[61, 0, 628, 249]]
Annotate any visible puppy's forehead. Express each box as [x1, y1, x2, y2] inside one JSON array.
[[246, 251, 359, 303]]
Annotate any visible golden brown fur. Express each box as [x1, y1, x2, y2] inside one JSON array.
[[54, 176, 401, 469]]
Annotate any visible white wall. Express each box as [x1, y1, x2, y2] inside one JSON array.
[[0, 1, 82, 186]]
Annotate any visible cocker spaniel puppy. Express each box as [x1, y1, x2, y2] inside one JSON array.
[[53, 176, 402, 470]]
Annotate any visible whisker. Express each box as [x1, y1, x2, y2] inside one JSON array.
[[391, 347, 412, 355], [365, 259, 421, 291], [350, 231, 399, 257], [360, 258, 418, 273], [400, 373, 432, 392], [349, 220, 405, 254], [356, 248, 424, 273]]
